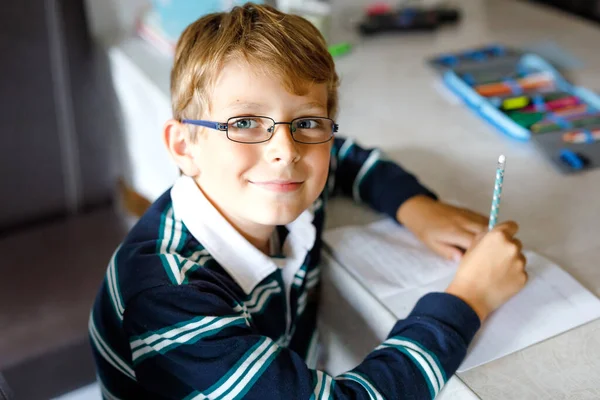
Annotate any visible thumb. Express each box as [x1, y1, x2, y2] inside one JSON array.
[[469, 231, 487, 250]]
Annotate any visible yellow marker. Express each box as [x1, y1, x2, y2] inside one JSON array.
[[502, 96, 529, 110]]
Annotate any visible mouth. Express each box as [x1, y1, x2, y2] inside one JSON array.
[[249, 179, 304, 193]]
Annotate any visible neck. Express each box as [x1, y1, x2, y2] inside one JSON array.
[[223, 214, 274, 255], [196, 185, 274, 255]]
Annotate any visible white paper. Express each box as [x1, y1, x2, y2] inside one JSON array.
[[437, 377, 480, 400], [323, 219, 600, 373]]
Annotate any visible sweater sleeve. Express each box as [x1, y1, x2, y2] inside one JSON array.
[[124, 281, 480, 399], [328, 136, 437, 219]]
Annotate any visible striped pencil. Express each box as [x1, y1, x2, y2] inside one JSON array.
[[488, 155, 506, 230]]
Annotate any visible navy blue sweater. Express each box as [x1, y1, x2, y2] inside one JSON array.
[[90, 137, 480, 399]]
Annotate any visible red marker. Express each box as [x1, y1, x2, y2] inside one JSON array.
[[521, 96, 580, 112], [366, 2, 392, 16]]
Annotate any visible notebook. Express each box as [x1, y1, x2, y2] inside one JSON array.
[[322, 218, 600, 372]]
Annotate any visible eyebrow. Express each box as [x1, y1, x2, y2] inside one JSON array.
[[297, 102, 327, 112], [225, 102, 265, 111]]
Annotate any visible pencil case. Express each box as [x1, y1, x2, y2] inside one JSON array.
[[442, 53, 600, 141], [429, 44, 600, 173]]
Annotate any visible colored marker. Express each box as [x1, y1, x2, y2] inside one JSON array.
[[476, 71, 549, 88], [521, 96, 580, 112], [508, 111, 545, 128], [550, 104, 589, 118], [562, 128, 600, 144], [494, 91, 570, 110], [328, 42, 352, 58], [488, 155, 506, 231], [532, 113, 600, 133], [508, 104, 588, 129], [517, 104, 588, 119], [366, 2, 392, 16], [559, 149, 585, 170], [502, 96, 530, 111], [476, 72, 555, 97]]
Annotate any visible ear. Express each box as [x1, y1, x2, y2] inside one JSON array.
[[163, 119, 200, 177]]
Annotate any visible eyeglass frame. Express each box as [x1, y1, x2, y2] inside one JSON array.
[[180, 116, 339, 144]]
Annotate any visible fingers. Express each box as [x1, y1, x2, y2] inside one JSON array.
[[468, 231, 487, 251], [459, 218, 488, 234], [428, 240, 464, 262], [516, 253, 529, 287], [518, 251, 527, 266], [458, 211, 489, 233], [522, 269, 529, 285], [512, 238, 523, 252], [509, 239, 528, 286], [491, 221, 519, 237], [440, 227, 476, 251]]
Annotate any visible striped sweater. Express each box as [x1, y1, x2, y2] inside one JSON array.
[[90, 137, 481, 399]]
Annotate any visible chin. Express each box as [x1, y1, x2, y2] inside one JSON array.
[[252, 205, 307, 226]]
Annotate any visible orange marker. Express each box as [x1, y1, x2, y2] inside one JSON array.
[[476, 72, 555, 97]]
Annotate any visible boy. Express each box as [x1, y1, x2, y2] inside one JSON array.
[[90, 3, 527, 399]]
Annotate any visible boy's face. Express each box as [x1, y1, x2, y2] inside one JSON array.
[[185, 61, 332, 229]]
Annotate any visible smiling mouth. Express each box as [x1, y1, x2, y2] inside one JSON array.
[[249, 180, 304, 193]]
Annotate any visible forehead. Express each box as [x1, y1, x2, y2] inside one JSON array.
[[208, 60, 328, 115]]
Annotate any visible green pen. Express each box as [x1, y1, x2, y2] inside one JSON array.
[[328, 42, 352, 58], [508, 111, 546, 128]]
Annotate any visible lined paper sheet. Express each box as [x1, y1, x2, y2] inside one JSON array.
[[323, 219, 600, 372]]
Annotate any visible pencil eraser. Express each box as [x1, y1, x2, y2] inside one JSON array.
[[499, 154, 506, 163]]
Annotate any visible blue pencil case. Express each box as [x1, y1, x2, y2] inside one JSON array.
[[442, 52, 600, 141], [429, 44, 600, 173]]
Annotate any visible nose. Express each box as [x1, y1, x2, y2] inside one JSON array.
[[264, 123, 301, 165]]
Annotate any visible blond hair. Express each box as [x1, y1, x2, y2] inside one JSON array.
[[170, 2, 339, 125]]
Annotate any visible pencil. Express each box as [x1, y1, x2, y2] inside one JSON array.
[[488, 155, 506, 231]]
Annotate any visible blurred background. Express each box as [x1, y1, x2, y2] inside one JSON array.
[[1, 0, 600, 399]]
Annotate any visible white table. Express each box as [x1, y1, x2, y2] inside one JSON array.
[[320, 0, 600, 398], [104, 0, 600, 397]]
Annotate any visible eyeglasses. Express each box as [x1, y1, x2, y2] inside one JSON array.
[[181, 116, 339, 144]]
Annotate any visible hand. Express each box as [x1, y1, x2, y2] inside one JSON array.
[[445, 221, 528, 321], [396, 196, 488, 261]]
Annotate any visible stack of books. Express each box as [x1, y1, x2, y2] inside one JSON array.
[[137, 0, 267, 55]]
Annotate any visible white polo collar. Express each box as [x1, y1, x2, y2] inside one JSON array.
[[170, 175, 316, 294]]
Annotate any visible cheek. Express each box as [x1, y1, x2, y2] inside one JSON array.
[[304, 146, 331, 188], [196, 139, 259, 181]]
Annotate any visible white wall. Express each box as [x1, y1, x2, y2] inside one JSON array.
[[83, 0, 150, 45]]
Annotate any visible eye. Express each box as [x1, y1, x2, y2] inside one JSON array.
[[295, 119, 320, 129], [230, 118, 260, 129]]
